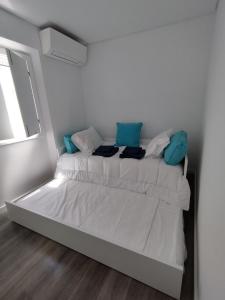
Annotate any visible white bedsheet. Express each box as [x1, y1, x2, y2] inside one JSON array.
[[16, 178, 186, 267], [55, 148, 190, 210]]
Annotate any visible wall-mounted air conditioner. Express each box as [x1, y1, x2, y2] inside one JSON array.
[[40, 28, 87, 66]]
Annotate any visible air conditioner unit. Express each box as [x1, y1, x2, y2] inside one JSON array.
[[40, 28, 87, 66]]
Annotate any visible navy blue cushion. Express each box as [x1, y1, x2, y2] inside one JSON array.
[[164, 131, 188, 165], [64, 134, 79, 154], [116, 122, 143, 147]]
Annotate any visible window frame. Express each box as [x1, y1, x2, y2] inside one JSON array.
[[0, 49, 42, 147]]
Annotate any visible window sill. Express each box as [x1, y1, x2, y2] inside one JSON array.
[[0, 133, 41, 147]]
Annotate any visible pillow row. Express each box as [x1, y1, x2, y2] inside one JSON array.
[[64, 122, 143, 154], [63, 124, 188, 165]]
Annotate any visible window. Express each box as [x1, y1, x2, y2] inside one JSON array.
[[0, 47, 40, 143]]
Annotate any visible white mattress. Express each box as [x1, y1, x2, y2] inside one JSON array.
[[55, 147, 190, 211], [15, 178, 186, 267]]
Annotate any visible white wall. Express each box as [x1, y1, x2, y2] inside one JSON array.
[[0, 9, 85, 206], [197, 1, 225, 299], [0, 9, 54, 207], [82, 15, 214, 168], [0, 9, 86, 206], [41, 56, 85, 150]]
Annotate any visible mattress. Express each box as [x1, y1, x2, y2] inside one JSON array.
[[55, 147, 190, 210], [15, 178, 186, 267]]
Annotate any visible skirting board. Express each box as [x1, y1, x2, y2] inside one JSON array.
[[6, 200, 184, 299]]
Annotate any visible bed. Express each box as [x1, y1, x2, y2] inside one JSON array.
[[6, 145, 190, 299]]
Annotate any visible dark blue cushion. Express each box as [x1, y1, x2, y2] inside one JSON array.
[[116, 122, 143, 147], [164, 131, 188, 165], [64, 134, 79, 154]]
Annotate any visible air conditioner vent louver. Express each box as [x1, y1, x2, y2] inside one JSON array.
[[40, 28, 87, 66]]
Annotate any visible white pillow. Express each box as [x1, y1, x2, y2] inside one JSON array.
[[145, 129, 173, 158], [71, 127, 103, 154]]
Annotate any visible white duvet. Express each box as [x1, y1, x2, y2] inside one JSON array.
[[14, 145, 190, 268], [16, 179, 186, 267], [55, 149, 190, 210]]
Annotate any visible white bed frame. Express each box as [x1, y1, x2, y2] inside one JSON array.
[[5, 156, 188, 299], [6, 195, 184, 300]]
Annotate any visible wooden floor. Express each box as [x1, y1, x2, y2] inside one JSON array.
[[0, 175, 194, 300]]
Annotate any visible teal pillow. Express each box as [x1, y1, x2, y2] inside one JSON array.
[[164, 131, 188, 165], [116, 122, 143, 147], [64, 134, 79, 154]]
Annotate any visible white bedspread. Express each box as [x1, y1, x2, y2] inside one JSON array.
[[16, 179, 186, 267], [55, 149, 190, 210]]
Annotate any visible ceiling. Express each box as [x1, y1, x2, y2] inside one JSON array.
[[0, 0, 218, 44]]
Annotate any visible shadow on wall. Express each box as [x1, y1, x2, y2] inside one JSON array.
[[0, 138, 53, 206]]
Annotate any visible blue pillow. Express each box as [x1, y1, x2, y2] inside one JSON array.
[[116, 122, 143, 147], [164, 131, 188, 165], [64, 134, 79, 154]]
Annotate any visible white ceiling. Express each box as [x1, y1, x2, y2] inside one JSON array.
[[0, 0, 217, 43]]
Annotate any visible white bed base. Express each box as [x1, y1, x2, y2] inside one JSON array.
[[6, 195, 184, 299]]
